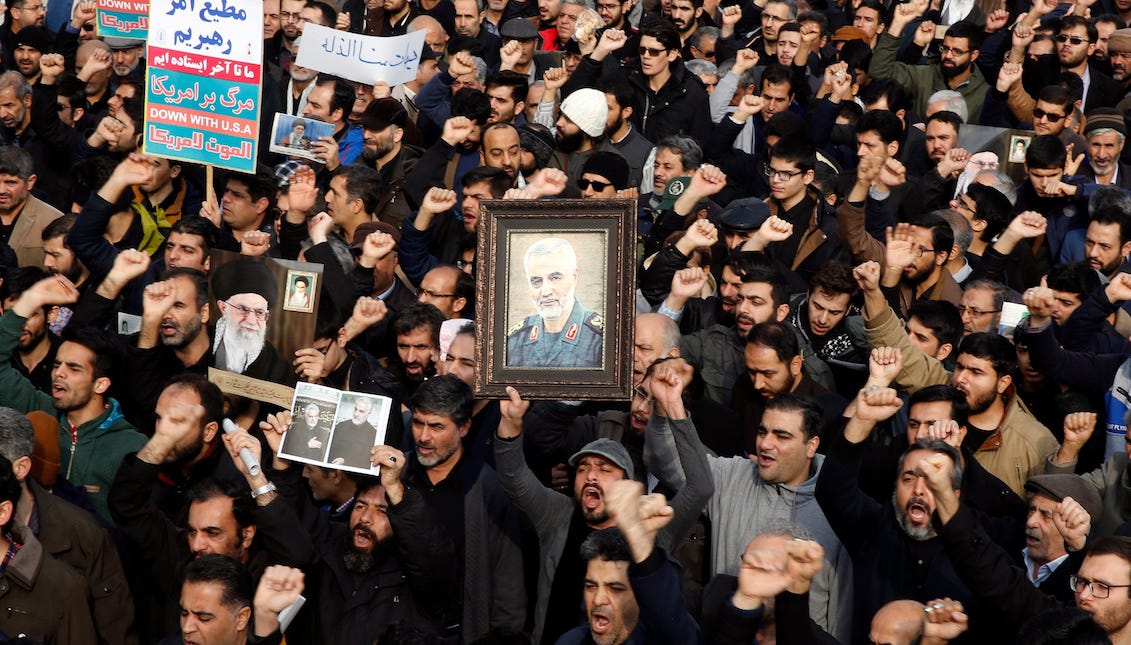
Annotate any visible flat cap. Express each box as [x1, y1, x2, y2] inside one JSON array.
[[1109, 28, 1131, 54], [718, 197, 771, 232], [1025, 474, 1103, 523], [500, 18, 539, 41], [569, 438, 634, 479], [103, 36, 144, 50], [832, 26, 869, 43], [1084, 107, 1127, 137]]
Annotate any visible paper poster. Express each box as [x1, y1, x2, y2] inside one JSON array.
[[97, 0, 149, 38], [295, 23, 425, 86], [268, 113, 335, 163], [279, 382, 391, 475], [143, 0, 262, 172]]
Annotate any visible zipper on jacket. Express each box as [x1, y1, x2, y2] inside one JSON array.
[[66, 435, 76, 480]]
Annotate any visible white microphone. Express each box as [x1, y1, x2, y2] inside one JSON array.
[[222, 418, 261, 477]]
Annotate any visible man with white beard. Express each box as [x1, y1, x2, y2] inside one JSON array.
[[506, 237, 603, 367], [209, 259, 291, 384]]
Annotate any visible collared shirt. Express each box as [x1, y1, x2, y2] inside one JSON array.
[[953, 260, 972, 284], [1022, 548, 1069, 586]]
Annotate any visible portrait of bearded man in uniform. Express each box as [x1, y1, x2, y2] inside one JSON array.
[[506, 236, 603, 368]]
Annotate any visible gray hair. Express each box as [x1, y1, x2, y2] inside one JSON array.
[[303, 402, 320, 416], [0, 147, 34, 180], [562, 0, 588, 7], [657, 135, 703, 171], [936, 208, 972, 254], [0, 407, 34, 462], [685, 59, 718, 77], [0, 71, 31, 102], [1090, 184, 1131, 217], [689, 26, 720, 50], [1087, 127, 1126, 145], [974, 169, 1017, 205], [753, 518, 813, 541], [471, 55, 488, 85], [738, 67, 759, 90], [524, 237, 578, 274], [926, 90, 968, 123], [636, 313, 681, 354], [964, 278, 1008, 312]]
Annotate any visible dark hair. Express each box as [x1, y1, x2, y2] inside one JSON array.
[[639, 16, 681, 51], [226, 166, 277, 210], [740, 262, 789, 308], [0, 454, 20, 532], [182, 555, 254, 612], [452, 88, 492, 125], [186, 478, 257, 531], [0, 266, 48, 304], [119, 96, 145, 144], [964, 183, 1013, 241], [56, 74, 88, 116], [164, 373, 225, 429], [579, 527, 632, 563], [944, 20, 983, 50], [603, 74, 638, 113], [764, 393, 824, 441], [909, 384, 969, 428], [656, 135, 703, 170], [857, 109, 904, 146], [855, 0, 888, 24], [797, 10, 828, 36], [809, 260, 858, 298], [760, 63, 794, 95], [169, 216, 217, 253], [314, 75, 356, 120], [905, 212, 954, 259], [391, 302, 445, 342], [410, 374, 474, 426], [745, 321, 800, 361], [1085, 535, 1131, 566], [1016, 606, 1114, 645], [900, 438, 963, 489], [304, 0, 337, 25], [162, 267, 210, 310], [351, 473, 384, 497], [334, 164, 383, 215], [1060, 14, 1099, 42], [455, 268, 475, 315], [1091, 201, 1131, 245], [926, 110, 963, 134], [486, 69, 529, 105], [60, 325, 115, 380], [839, 39, 873, 74], [461, 165, 511, 197], [1036, 85, 1074, 113], [769, 135, 815, 173], [778, 20, 801, 36], [956, 332, 1017, 379], [0, 147, 33, 180], [765, 111, 805, 142], [1047, 261, 1101, 301], [908, 300, 963, 350], [1026, 134, 1068, 169], [860, 78, 909, 114], [41, 213, 76, 243]]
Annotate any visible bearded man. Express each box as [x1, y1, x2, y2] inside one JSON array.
[[209, 258, 291, 384]]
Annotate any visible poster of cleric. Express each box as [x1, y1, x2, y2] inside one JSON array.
[[279, 382, 391, 474], [206, 251, 322, 402]]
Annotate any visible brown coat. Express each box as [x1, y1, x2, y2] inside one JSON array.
[[0, 524, 97, 645], [8, 196, 62, 268], [864, 305, 1060, 496]]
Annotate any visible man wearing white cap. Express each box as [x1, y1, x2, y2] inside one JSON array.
[[554, 87, 627, 184]]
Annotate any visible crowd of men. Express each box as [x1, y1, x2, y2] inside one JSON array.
[[0, 0, 1130, 641]]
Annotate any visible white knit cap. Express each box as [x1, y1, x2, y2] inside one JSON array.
[[559, 88, 609, 138]]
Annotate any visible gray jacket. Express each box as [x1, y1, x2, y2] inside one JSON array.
[[1046, 451, 1131, 537]]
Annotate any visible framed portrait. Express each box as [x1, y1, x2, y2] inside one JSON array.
[[474, 198, 635, 400], [284, 270, 318, 313], [268, 113, 334, 162], [1007, 135, 1032, 164]]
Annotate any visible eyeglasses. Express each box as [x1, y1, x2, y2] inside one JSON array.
[[18, 4, 44, 11], [280, 10, 305, 22], [55, 103, 70, 112], [577, 178, 613, 192], [764, 166, 805, 181], [763, 13, 789, 23], [455, 259, 475, 270], [957, 305, 1001, 317], [1032, 107, 1067, 121], [1056, 34, 1092, 45], [939, 45, 969, 56], [223, 301, 269, 322], [1069, 575, 1131, 599], [417, 288, 456, 299], [631, 386, 653, 405], [638, 45, 669, 57]]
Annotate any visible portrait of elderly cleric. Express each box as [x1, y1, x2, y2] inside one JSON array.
[[505, 234, 605, 368], [209, 256, 292, 383]]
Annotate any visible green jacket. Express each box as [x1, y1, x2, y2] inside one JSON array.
[[0, 310, 146, 523], [869, 31, 990, 122]]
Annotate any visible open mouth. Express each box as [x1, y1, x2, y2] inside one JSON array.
[[590, 612, 612, 634], [582, 486, 602, 509], [906, 501, 929, 523]]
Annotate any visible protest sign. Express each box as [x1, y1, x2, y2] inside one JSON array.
[[144, 0, 262, 172], [97, 0, 149, 38], [296, 23, 425, 86], [280, 383, 391, 475]]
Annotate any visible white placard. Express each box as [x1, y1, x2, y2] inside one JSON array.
[[279, 382, 391, 475], [296, 23, 426, 87]]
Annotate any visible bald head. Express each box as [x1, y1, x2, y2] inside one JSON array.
[[76, 39, 111, 66], [870, 600, 925, 645], [633, 313, 681, 385]]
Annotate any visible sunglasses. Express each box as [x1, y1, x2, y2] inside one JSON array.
[[1032, 106, 1066, 121], [81, 22, 94, 31], [638, 45, 668, 57], [577, 178, 613, 191], [1055, 34, 1091, 45]]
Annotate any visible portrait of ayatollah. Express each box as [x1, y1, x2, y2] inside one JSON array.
[[210, 257, 291, 383]]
